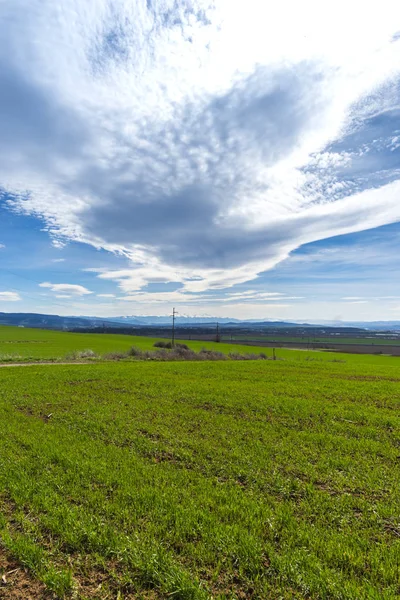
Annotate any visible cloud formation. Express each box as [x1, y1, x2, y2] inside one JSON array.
[[0, 292, 21, 302], [39, 282, 92, 297], [1, 0, 400, 295]]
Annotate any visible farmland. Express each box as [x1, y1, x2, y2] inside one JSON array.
[[227, 335, 400, 346], [169, 331, 400, 356], [0, 324, 399, 366], [0, 324, 353, 364], [0, 326, 399, 599]]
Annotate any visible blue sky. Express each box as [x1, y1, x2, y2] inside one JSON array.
[[1, 0, 400, 321]]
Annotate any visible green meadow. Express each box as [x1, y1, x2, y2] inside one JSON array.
[[0, 324, 399, 366], [230, 334, 400, 346], [0, 325, 399, 599]]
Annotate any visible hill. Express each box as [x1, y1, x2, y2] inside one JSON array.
[[0, 312, 140, 330]]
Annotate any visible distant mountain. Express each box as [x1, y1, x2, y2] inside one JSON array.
[[231, 320, 315, 328], [0, 312, 131, 330], [2, 311, 400, 332], [80, 315, 144, 326], [305, 320, 400, 331], [103, 316, 366, 329], [0, 312, 246, 330], [103, 316, 321, 327], [345, 321, 400, 331], [106, 315, 242, 325]]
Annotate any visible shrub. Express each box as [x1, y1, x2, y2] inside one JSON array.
[[228, 352, 245, 360], [0, 354, 24, 362], [176, 343, 189, 350], [103, 351, 127, 361], [199, 349, 227, 360], [173, 345, 191, 357], [99, 346, 272, 363], [66, 349, 98, 360], [127, 346, 143, 357], [153, 341, 173, 349], [153, 341, 188, 351], [228, 352, 269, 361]]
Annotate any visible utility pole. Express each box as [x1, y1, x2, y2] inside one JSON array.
[[171, 307, 177, 347], [216, 322, 221, 343]]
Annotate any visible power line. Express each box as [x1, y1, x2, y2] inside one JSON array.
[[171, 307, 177, 347]]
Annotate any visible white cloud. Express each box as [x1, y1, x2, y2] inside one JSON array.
[[97, 293, 116, 298], [0, 244, 5, 249], [114, 288, 301, 307], [1, 0, 400, 293], [39, 282, 92, 296], [0, 291, 21, 302], [51, 258, 65, 263]]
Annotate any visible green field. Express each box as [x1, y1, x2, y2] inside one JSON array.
[[0, 326, 399, 599], [0, 324, 399, 366], [228, 334, 400, 346]]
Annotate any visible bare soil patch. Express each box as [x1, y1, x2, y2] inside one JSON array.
[[0, 547, 51, 600]]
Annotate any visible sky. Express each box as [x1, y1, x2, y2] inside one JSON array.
[[1, 0, 400, 322]]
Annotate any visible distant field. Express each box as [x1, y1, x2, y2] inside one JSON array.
[[226, 334, 400, 345], [1, 324, 400, 366], [0, 325, 156, 361], [217, 333, 400, 357]]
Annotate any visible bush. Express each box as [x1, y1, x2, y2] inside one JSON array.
[[0, 354, 24, 362], [173, 345, 191, 357], [228, 352, 245, 360], [103, 351, 127, 361], [126, 346, 143, 357], [153, 341, 189, 350], [97, 346, 272, 363], [176, 343, 189, 350], [199, 349, 227, 360], [228, 352, 269, 361], [169, 349, 194, 360], [153, 341, 173, 349], [66, 349, 98, 360]]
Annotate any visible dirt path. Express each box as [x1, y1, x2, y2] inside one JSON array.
[[0, 362, 88, 368]]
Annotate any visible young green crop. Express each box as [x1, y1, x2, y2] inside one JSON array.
[[0, 357, 399, 599]]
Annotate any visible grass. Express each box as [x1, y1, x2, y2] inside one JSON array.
[[229, 334, 400, 346], [0, 347, 399, 598], [1, 324, 400, 366]]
